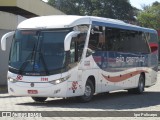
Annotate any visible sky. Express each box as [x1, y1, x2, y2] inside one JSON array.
[[130, 0, 160, 9], [42, 0, 160, 9]]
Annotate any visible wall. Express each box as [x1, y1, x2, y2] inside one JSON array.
[[0, 12, 26, 85], [0, 0, 65, 16], [17, 0, 65, 15], [0, 11, 26, 30], [0, 29, 13, 85], [0, 11, 17, 30]]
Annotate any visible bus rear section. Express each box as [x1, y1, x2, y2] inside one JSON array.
[[157, 30, 160, 70], [86, 24, 158, 94]]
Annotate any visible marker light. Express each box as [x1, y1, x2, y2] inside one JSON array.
[[8, 77, 18, 83]]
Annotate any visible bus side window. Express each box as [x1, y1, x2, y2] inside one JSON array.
[[87, 26, 105, 57], [77, 33, 86, 61], [97, 27, 105, 51], [70, 39, 76, 63], [70, 33, 87, 63], [105, 28, 120, 51], [88, 27, 99, 51]]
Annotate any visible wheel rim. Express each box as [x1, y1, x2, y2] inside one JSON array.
[[84, 85, 92, 97]]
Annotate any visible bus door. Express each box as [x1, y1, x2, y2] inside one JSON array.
[[86, 26, 106, 93], [67, 33, 87, 96]]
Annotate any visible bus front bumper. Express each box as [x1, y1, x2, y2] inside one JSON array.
[[8, 81, 68, 98]]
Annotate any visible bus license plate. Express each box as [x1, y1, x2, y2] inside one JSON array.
[[28, 90, 38, 94]]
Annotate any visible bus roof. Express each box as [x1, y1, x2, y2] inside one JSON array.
[[18, 15, 157, 34]]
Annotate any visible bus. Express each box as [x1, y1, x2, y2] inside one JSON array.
[[1, 15, 158, 102], [157, 30, 160, 70]]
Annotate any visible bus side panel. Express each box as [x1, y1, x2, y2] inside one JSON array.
[[146, 53, 158, 86], [147, 33, 159, 86], [91, 51, 151, 92], [66, 66, 83, 97], [80, 55, 102, 94], [81, 69, 100, 94]]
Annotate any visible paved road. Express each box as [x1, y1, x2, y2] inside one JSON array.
[[0, 72, 160, 120]]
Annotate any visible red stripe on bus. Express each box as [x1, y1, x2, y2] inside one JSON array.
[[102, 70, 148, 83]]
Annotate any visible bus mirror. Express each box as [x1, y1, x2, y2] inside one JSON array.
[[1, 31, 15, 51], [64, 31, 80, 51]]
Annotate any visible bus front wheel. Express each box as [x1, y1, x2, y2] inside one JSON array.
[[31, 97, 47, 102], [78, 79, 94, 102]]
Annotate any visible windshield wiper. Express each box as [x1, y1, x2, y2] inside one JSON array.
[[19, 43, 36, 74], [39, 52, 49, 75]]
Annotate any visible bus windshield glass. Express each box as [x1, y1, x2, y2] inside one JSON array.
[[9, 29, 71, 75]]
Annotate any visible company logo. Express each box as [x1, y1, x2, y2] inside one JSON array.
[[2, 112, 12, 117], [16, 75, 23, 81], [1, 112, 42, 118], [30, 83, 34, 87]]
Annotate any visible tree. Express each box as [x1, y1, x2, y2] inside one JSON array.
[[48, 0, 136, 21], [137, 1, 160, 30]]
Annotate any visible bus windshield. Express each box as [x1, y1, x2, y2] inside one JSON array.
[[9, 29, 71, 75]]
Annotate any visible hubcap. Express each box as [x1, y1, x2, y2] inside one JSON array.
[[84, 85, 92, 97]]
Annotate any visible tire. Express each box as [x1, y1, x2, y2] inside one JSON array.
[[128, 74, 145, 94], [31, 97, 47, 102], [78, 79, 94, 102]]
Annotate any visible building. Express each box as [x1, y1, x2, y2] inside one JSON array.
[[0, 0, 65, 85]]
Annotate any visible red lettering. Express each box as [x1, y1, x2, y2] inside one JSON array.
[[41, 78, 48, 81]]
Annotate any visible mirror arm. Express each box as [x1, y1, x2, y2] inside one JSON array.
[[1, 31, 15, 51], [64, 31, 80, 51]]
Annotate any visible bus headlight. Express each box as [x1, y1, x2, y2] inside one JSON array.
[[49, 75, 71, 85], [8, 77, 18, 83]]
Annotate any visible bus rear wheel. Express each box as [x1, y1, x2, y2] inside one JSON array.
[[78, 79, 94, 102], [128, 74, 145, 94], [31, 97, 47, 102]]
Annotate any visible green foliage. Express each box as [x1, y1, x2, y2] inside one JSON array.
[[48, 0, 135, 21], [137, 2, 160, 30]]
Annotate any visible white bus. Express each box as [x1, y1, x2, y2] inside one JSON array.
[[1, 15, 158, 102]]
